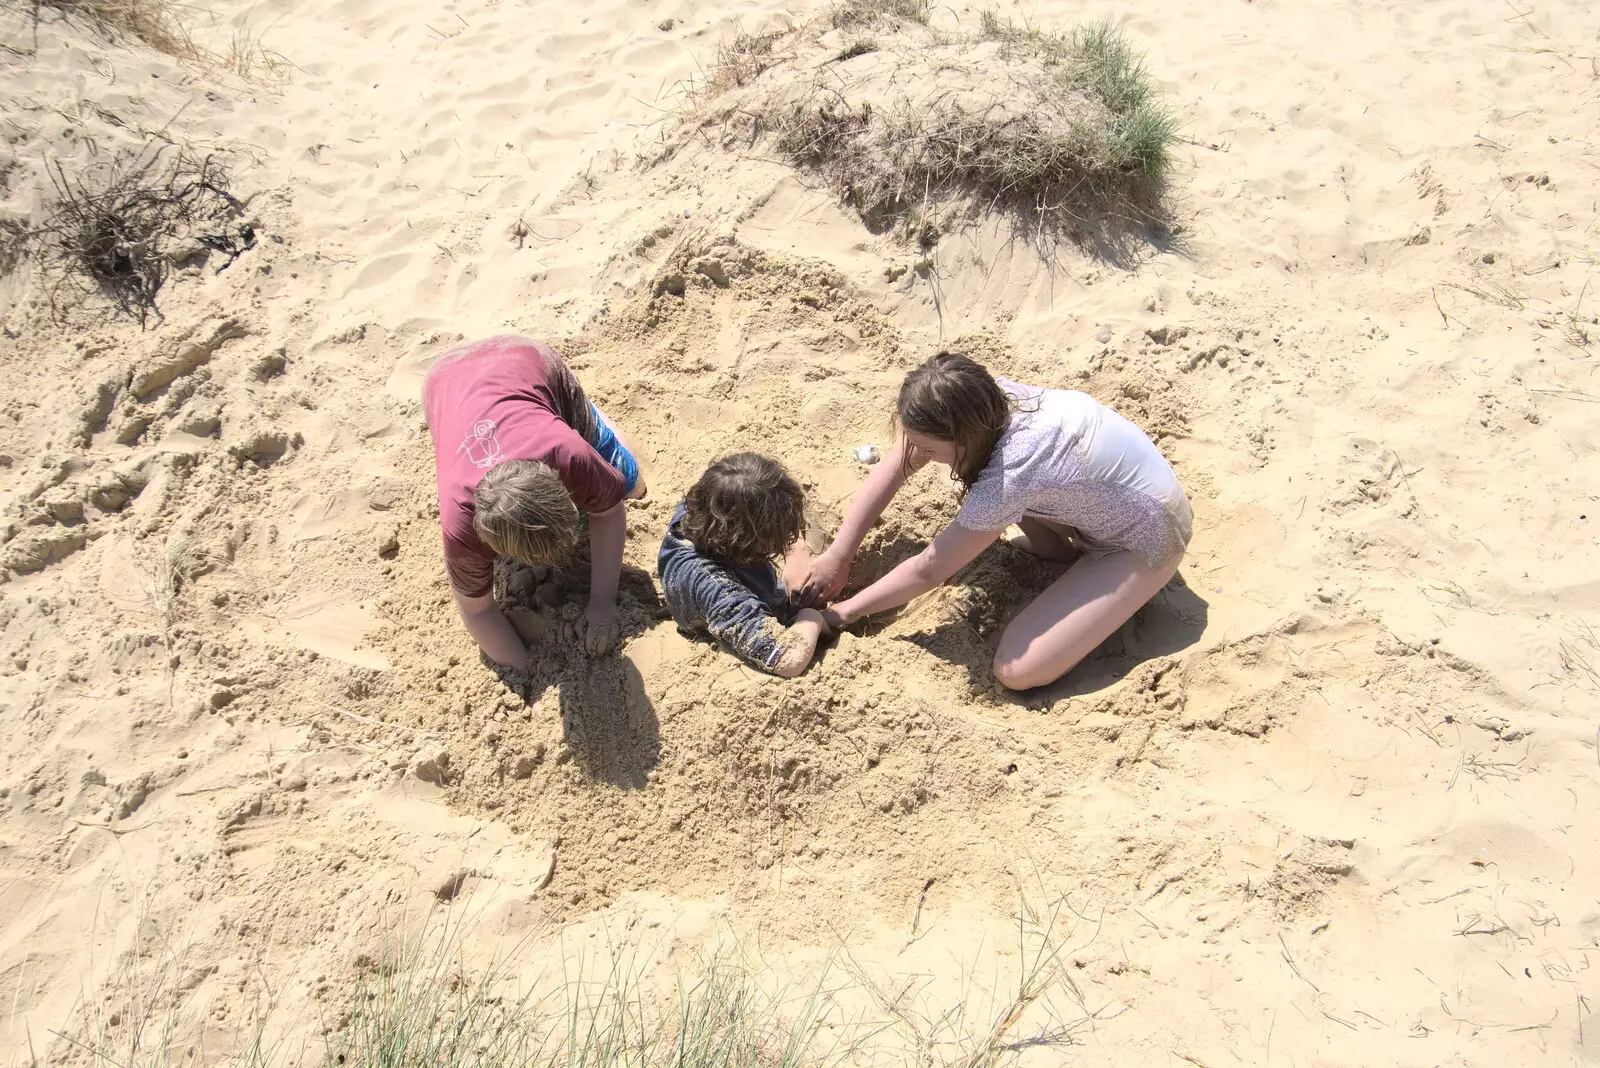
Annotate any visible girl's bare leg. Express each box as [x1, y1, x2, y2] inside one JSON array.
[[992, 550, 1181, 690], [1008, 516, 1081, 563]]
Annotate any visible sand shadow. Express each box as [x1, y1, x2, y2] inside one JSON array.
[[555, 655, 660, 790], [487, 563, 668, 770], [897, 568, 1210, 704]]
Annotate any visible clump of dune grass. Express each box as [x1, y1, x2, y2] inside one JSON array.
[[45, 887, 1100, 1068], [221, 26, 292, 81], [28, 907, 281, 1068], [326, 917, 842, 1068], [670, 10, 1178, 257], [35, 0, 201, 58], [27, 0, 287, 79], [829, 0, 931, 30], [0, 216, 25, 277], [702, 29, 787, 95], [977, 15, 1178, 196], [844, 888, 1098, 1066]]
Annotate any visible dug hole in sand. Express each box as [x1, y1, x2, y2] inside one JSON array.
[[1, 0, 1598, 1065]]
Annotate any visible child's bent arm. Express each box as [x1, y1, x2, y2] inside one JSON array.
[[832, 521, 999, 624], [771, 608, 827, 678], [452, 588, 528, 668]]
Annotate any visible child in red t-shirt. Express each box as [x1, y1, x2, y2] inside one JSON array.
[[423, 335, 647, 664]]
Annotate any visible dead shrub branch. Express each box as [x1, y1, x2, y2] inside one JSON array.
[[32, 141, 253, 324]]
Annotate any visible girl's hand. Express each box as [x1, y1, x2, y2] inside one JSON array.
[[797, 547, 852, 607], [820, 605, 848, 632]]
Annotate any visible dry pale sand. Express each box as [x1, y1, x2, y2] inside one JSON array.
[[2, 0, 1598, 1064]]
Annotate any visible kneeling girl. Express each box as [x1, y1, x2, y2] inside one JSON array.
[[804, 353, 1191, 690]]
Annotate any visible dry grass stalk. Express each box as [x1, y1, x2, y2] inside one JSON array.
[[829, 0, 932, 30], [36, 0, 200, 59]]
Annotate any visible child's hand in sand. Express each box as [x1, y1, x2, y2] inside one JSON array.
[[580, 599, 621, 655], [797, 547, 851, 607], [820, 605, 849, 633]]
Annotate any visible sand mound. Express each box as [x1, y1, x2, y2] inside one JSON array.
[[4, 0, 1599, 1064], [342, 234, 1228, 920], [660, 10, 1175, 254]]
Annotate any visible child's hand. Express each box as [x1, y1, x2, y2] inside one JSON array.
[[820, 606, 848, 633], [797, 547, 851, 606], [579, 600, 621, 655]]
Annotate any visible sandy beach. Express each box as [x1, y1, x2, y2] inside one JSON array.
[[2, 0, 1597, 1064]]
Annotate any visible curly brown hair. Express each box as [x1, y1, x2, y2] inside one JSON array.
[[680, 453, 806, 567], [472, 459, 581, 565], [896, 351, 1014, 490]]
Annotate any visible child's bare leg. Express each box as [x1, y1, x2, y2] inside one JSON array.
[[992, 550, 1180, 690], [1007, 517, 1081, 562]]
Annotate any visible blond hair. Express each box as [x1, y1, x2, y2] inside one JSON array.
[[472, 460, 579, 565]]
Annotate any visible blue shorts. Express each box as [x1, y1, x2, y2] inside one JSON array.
[[589, 404, 640, 497]]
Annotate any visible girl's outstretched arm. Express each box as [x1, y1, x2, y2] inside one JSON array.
[[824, 520, 999, 626], [799, 437, 927, 604]]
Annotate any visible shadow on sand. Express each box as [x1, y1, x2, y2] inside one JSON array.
[[898, 567, 1210, 704], [557, 654, 660, 790], [487, 560, 664, 790]]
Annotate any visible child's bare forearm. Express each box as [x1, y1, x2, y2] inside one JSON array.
[[832, 554, 937, 624], [831, 521, 1000, 626], [452, 588, 527, 668], [586, 502, 627, 605], [770, 609, 826, 678]]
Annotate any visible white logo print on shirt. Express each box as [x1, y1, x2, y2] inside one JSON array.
[[458, 419, 505, 468]]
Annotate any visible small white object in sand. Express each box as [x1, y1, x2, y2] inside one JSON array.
[[853, 445, 880, 464]]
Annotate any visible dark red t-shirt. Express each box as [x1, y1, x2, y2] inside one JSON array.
[[423, 335, 626, 597]]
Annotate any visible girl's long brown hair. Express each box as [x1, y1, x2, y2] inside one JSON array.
[[896, 352, 1012, 491]]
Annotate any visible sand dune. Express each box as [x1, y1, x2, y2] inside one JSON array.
[[1, 0, 1597, 1064]]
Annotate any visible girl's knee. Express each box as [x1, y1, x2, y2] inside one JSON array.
[[992, 654, 1030, 691], [993, 639, 1087, 690], [991, 650, 1051, 691], [992, 632, 1035, 690]]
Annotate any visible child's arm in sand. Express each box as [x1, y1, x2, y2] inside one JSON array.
[[770, 608, 829, 678], [452, 588, 528, 668], [781, 537, 812, 597], [582, 501, 627, 655], [824, 520, 999, 628], [799, 437, 928, 605]]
